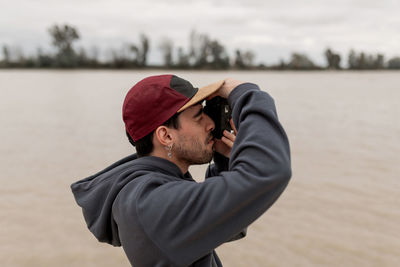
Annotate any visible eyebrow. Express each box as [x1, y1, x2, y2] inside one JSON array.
[[193, 105, 203, 118]]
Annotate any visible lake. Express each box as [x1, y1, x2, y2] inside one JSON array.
[[0, 70, 399, 266]]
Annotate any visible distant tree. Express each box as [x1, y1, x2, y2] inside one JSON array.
[[108, 34, 150, 69], [276, 58, 287, 70], [138, 33, 149, 67], [348, 49, 357, 69], [177, 47, 190, 68], [49, 24, 79, 52], [86, 46, 100, 67], [324, 48, 341, 69], [388, 57, 400, 69], [348, 50, 386, 69], [77, 47, 89, 67], [2, 45, 10, 66], [110, 44, 138, 68], [0, 45, 26, 67], [48, 24, 80, 67], [374, 54, 384, 69], [159, 38, 174, 68], [234, 49, 255, 69], [3, 46, 28, 67], [358, 52, 367, 69], [288, 53, 316, 69], [208, 40, 230, 69], [36, 47, 53, 68], [88, 46, 100, 63], [110, 50, 125, 68], [367, 54, 375, 68], [189, 30, 210, 67], [129, 44, 140, 66], [258, 63, 267, 70], [187, 30, 231, 69], [234, 50, 245, 69], [242, 50, 255, 68]]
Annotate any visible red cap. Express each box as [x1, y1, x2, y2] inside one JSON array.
[[123, 74, 223, 141]]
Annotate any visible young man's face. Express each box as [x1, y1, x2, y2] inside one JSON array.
[[171, 103, 215, 165]]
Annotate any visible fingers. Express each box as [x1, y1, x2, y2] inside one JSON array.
[[219, 78, 244, 98], [223, 129, 236, 142], [213, 129, 237, 158], [221, 137, 233, 149], [207, 78, 245, 100], [229, 119, 237, 135], [221, 129, 235, 148]]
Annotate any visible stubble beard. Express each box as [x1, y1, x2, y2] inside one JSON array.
[[173, 134, 214, 165]]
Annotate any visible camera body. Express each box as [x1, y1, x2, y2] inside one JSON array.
[[203, 96, 232, 139]]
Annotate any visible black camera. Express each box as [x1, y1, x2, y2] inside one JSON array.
[[203, 96, 232, 139]]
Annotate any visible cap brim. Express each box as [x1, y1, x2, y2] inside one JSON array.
[[177, 80, 224, 113]]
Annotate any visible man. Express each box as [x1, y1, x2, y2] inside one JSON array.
[[71, 74, 291, 266]]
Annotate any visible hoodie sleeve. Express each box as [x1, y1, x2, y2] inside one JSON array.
[[131, 83, 291, 266], [205, 130, 248, 243]]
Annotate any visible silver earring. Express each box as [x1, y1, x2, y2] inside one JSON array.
[[165, 144, 172, 158]]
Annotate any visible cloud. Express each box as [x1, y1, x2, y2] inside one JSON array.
[[0, 0, 399, 64]]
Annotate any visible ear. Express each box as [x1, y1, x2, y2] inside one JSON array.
[[154, 125, 174, 146]]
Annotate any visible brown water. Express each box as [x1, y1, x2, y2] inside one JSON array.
[[1, 70, 399, 267]]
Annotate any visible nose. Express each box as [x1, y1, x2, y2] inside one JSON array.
[[204, 113, 215, 133]]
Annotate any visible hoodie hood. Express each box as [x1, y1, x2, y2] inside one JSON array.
[[70, 154, 187, 246]]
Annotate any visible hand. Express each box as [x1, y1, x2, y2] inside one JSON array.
[[213, 119, 238, 158], [208, 78, 244, 100]]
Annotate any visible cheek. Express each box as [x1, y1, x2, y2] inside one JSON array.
[[177, 132, 203, 149], [181, 122, 203, 136]]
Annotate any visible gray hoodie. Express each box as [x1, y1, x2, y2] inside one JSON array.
[[71, 83, 291, 266]]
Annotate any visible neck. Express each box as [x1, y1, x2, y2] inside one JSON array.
[[150, 150, 189, 174]]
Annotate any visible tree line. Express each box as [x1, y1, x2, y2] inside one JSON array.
[[1, 24, 399, 70]]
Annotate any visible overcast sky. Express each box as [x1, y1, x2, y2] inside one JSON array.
[[1, 0, 399, 65]]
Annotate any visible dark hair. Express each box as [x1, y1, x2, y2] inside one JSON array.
[[126, 113, 180, 157]]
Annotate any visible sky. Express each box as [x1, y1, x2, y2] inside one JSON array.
[[1, 0, 399, 66]]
